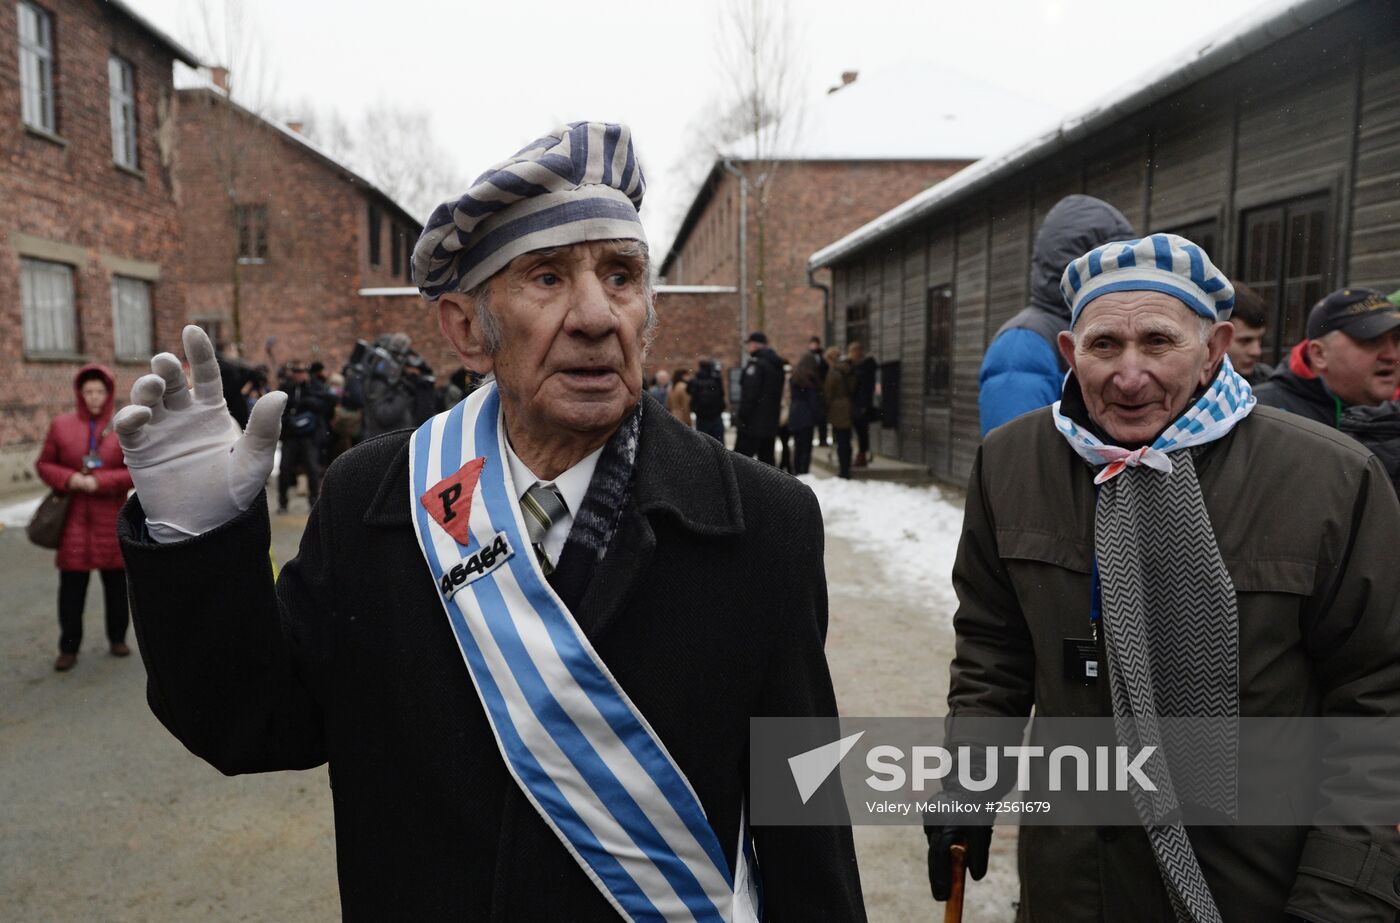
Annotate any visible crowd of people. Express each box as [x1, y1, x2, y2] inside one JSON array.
[[202, 334, 486, 515], [649, 332, 881, 479]]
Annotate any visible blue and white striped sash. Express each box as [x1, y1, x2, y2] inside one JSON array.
[[408, 383, 758, 922]]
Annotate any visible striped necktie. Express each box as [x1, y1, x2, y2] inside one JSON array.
[[520, 482, 568, 575]]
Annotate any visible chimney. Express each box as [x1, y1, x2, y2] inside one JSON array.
[[827, 70, 858, 94], [286, 120, 304, 134], [210, 66, 230, 92]]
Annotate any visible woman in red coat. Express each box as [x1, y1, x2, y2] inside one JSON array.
[[35, 365, 134, 671]]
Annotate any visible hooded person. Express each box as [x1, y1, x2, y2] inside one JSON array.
[[112, 121, 864, 921], [977, 194, 1135, 436], [928, 233, 1400, 922], [35, 365, 135, 671]]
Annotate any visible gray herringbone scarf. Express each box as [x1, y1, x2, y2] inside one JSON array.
[[1096, 448, 1238, 923]]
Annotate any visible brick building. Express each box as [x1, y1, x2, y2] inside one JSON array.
[[0, 0, 198, 492], [172, 77, 437, 382], [653, 63, 1055, 377]]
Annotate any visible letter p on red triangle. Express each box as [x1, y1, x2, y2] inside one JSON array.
[[422, 456, 486, 545]]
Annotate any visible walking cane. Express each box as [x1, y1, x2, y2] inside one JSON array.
[[943, 842, 968, 923]]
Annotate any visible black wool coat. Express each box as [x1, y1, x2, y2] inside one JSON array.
[[118, 396, 866, 921]]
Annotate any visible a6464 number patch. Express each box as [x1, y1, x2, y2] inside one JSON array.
[[439, 531, 514, 600]]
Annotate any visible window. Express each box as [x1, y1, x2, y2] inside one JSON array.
[[391, 223, 402, 275], [368, 204, 381, 266], [111, 276, 152, 360], [18, 1, 55, 133], [845, 298, 870, 350], [236, 204, 268, 261], [108, 55, 137, 169], [925, 284, 954, 403], [405, 229, 414, 283], [192, 318, 225, 353], [1238, 194, 1331, 362], [21, 258, 76, 357], [1162, 218, 1219, 266]]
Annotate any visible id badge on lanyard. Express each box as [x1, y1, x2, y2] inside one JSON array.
[[82, 420, 104, 471]]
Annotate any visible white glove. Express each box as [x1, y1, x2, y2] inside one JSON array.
[[115, 325, 287, 544]]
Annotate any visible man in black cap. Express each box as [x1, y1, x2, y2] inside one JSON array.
[[734, 331, 786, 465], [1255, 288, 1400, 427]]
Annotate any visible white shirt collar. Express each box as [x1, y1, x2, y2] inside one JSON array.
[[503, 436, 603, 564]]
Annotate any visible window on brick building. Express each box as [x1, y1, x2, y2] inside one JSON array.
[[925, 284, 954, 403], [405, 230, 414, 283], [18, 1, 56, 133], [111, 276, 152, 361], [368, 204, 382, 266], [192, 318, 225, 352], [21, 258, 77, 358], [236, 205, 268, 261], [1237, 193, 1332, 363], [391, 223, 402, 275], [109, 55, 138, 169]]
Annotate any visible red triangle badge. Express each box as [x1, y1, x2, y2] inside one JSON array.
[[422, 456, 486, 545]]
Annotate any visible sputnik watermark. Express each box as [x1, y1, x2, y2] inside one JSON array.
[[863, 744, 1156, 793]]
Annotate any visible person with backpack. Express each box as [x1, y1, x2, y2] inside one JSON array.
[[689, 358, 726, 443]]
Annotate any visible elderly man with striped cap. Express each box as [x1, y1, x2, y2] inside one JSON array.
[[927, 234, 1400, 922], [113, 122, 865, 921]]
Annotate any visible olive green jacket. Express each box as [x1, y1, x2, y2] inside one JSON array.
[[949, 405, 1400, 923], [824, 361, 854, 429]]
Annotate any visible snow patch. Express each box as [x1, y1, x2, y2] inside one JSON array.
[[0, 494, 44, 529], [800, 475, 964, 614]]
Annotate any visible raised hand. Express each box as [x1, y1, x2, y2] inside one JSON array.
[[114, 325, 287, 543]]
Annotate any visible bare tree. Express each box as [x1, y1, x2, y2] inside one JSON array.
[[180, 0, 280, 353], [348, 104, 466, 222], [714, 0, 806, 331], [294, 102, 466, 224]]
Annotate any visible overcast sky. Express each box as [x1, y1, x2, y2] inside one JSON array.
[[124, 0, 1277, 254]]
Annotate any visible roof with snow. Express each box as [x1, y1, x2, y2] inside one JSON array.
[[661, 63, 1055, 275], [177, 77, 421, 231], [809, 0, 1361, 271], [105, 0, 201, 68], [722, 61, 1058, 162]]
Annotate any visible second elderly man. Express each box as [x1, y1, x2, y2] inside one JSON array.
[[927, 234, 1400, 922]]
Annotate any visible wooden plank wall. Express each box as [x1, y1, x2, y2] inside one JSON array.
[[1349, 24, 1400, 289], [899, 230, 927, 464], [1148, 98, 1233, 231], [828, 0, 1399, 487]]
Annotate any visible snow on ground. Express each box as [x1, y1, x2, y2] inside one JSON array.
[[799, 475, 965, 615], [0, 494, 43, 529]]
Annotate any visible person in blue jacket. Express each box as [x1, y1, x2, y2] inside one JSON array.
[[977, 194, 1135, 436]]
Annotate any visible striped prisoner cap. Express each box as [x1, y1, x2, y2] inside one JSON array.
[[413, 121, 646, 300], [1061, 233, 1235, 327]]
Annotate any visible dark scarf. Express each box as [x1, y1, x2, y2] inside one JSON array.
[[547, 401, 642, 611]]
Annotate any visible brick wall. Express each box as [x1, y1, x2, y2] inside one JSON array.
[[0, 0, 184, 470], [649, 291, 740, 380], [663, 158, 970, 367], [173, 87, 436, 380]]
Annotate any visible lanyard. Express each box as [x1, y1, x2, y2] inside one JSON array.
[[1090, 481, 1101, 642], [87, 419, 99, 455], [1090, 557, 1101, 642]]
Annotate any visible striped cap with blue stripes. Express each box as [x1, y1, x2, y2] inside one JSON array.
[[1060, 233, 1235, 328], [413, 122, 647, 300]]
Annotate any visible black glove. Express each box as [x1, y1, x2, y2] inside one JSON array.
[[924, 793, 992, 902]]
